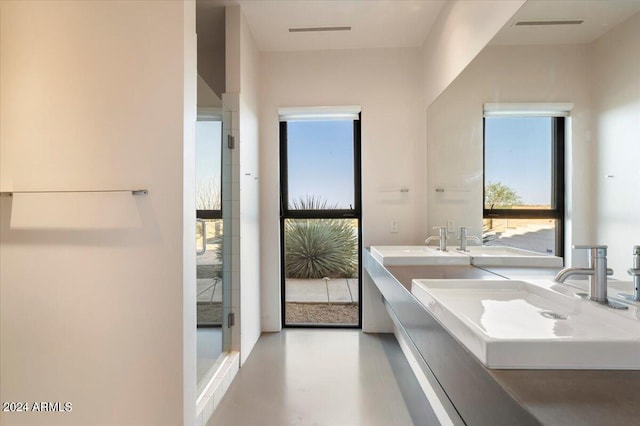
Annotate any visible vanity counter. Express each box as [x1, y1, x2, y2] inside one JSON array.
[[386, 264, 497, 290], [365, 252, 640, 425]]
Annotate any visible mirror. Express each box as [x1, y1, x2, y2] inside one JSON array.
[[425, 1, 640, 274]]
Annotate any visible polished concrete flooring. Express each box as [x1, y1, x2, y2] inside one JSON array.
[[207, 330, 430, 426]]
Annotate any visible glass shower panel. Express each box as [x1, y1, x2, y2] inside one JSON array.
[[196, 117, 226, 390]]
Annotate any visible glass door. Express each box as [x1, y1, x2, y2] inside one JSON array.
[[280, 115, 362, 327], [196, 114, 224, 388]]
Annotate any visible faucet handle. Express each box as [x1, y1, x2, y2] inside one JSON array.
[[573, 245, 608, 249], [633, 245, 640, 255], [573, 245, 608, 258], [433, 226, 447, 237]]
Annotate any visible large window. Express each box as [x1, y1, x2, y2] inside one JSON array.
[[483, 113, 565, 256], [279, 108, 362, 328]]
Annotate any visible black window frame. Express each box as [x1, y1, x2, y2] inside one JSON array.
[[482, 116, 565, 258], [279, 114, 362, 329]]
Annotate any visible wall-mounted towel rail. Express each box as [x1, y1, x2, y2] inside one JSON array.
[[380, 188, 409, 193], [0, 189, 148, 196], [435, 188, 469, 193]]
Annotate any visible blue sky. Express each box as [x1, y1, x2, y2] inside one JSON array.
[[287, 120, 354, 209], [196, 118, 551, 209], [485, 117, 552, 206], [195, 121, 222, 189]]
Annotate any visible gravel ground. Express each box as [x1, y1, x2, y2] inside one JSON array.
[[197, 302, 222, 325], [286, 303, 359, 325], [199, 301, 359, 326]]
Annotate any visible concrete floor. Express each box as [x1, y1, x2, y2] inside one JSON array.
[[207, 329, 431, 426]]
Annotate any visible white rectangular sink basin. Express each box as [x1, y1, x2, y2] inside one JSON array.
[[462, 246, 563, 268], [411, 278, 640, 369], [370, 245, 471, 266]]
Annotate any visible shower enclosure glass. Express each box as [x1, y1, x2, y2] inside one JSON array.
[[196, 107, 231, 393]]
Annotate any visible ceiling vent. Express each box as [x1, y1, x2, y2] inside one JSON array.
[[289, 26, 351, 33], [515, 20, 584, 26]]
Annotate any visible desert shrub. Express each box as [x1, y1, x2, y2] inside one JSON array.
[[289, 195, 335, 210], [285, 218, 358, 279]]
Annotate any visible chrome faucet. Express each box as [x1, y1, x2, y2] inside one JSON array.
[[555, 245, 627, 309], [457, 226, 481, 252], [425, 226, 448, 251], [625, 245, 640, 301]]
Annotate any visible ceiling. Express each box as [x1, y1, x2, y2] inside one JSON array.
[[491, 0, 640, 45], [234, 0, 445, 52], [196, 0, 640, 54]]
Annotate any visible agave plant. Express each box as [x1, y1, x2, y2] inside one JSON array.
[[285, 218, 358, 279], [289, 194, 337, 210]]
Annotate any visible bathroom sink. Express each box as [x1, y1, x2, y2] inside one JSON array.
[[370, 246, 471, 266], [461, 246, 563, 267], [411, 278, 640, 369]]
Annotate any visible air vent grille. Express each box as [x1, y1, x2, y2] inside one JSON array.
[[516, 20, 584, 26], [289, 26, 351, 33]]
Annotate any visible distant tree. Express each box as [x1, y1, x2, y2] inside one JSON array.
[[196, 180, 221, 210], [485, 182, 522, 208]]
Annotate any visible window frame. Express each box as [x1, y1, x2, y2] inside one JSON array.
[[482, 116, 565, 257], [279, 114, 363, 329], [279, 118, 362, 220]]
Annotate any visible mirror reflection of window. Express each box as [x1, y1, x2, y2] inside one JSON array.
[[483, 113, 565, 256]]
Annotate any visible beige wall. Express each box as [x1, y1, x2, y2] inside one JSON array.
[[254, 1, 526, 333], [259, 47, 425, 332], [0, 2, 197, 425]]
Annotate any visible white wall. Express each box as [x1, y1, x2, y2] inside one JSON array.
[[422, 0, 525, 107], [259, 47, 424, 332], [592, 12, 640, 278], [426, 43, 594, 264], [0, 2, 197, 425], [225, 6, 261, 364]]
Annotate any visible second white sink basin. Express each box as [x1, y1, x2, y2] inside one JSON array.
[[412, 278, 640, 369], [370, 246, 470, 266], [462, 246, 563, 268]]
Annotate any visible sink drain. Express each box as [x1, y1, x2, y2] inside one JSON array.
[[539, 311, 568, 320]]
